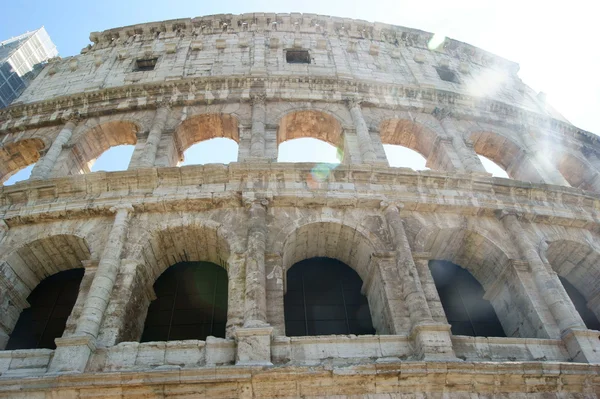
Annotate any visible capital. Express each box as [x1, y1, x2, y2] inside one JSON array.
[[345, 96, 362, 109], [380, 200, 404, 212], [494, 208, 523, 221], [245, 198, 270, 210], [60, 111, 81, 125], [250, 93, 267, 106], [432, 107, 453, 121], [109, 203, 134, 214]]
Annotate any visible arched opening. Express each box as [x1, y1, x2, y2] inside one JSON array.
[[478, 155, 509, 178], [175, 114, 239, 166], [141, 261, 228, 342], [278, 138, 341, 163], [90, 145, 135, 172], [559, 276, 600, 330], [180, 137, 238, 166], [421, 227, 550, 338], [383, 145, 428, 170], [1, 234, 91, 350], [470, 131, 543, 182], [284, 257, 374, 336], [277, 111, 343, 163], [63, 121, 138, 175], [6, 268, 84, 350], [429, 260, 505, 337], [545, 239, 600, 324], [0, 138, 45, 184], [379, 119, 435, 169], [3, 164, 34, 186], [551, 151, 598, 191]]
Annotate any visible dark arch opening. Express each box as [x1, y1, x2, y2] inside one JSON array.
[[141, 262, 228, 342], [284, 257, 375, 336], [6, 268, 84, 350], [429, 260, 506, 337], [559, 276, 600, 331]]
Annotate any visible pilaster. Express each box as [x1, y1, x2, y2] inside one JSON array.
[[497, 210, 598, 363], [30, 118, 78, 180], [381, 202, 455, 360], [130, 104, 170, 169], [346, 98, 377, 164], [226, 253, 246, 338], [49, 204, 134, 373]]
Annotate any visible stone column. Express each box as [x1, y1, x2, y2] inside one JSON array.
[[133, 105, 170, 168], [249, 94, 267, 159], [265, 252, 285, 336], [226, 253, 246, 338], [426, 136, 464, 172], [433, 108, 487, 174], [243, 199, 269, 327], [347, 98, 377, 164], [497, 210, 599, 363], [49, 204, 134, 373], [97, 259, 156, 346], [381, 201, 455, 360], [0, 220, 8, 245], [412, 253, 447, 324], [30, 118, 77, 180], [234, 198, 273, 365]]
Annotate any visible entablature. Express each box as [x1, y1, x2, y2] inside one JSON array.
[[1, 163, 599, 231]]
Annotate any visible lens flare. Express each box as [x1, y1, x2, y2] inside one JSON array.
[[307, 163, 339, 189], [428, 33, 446, 50]]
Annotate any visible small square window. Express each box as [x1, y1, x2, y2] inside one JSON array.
[[435, 66, 460, 83], [286, 50, 311, 64], [135, 58, 158, 71]]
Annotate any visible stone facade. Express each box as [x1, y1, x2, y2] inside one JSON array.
[[0, 12, 599, 398]]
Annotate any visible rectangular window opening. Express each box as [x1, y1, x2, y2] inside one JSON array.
[[435, 66, 460, 83], [286, 50, 311, 64], [135, 57, 158, 71]]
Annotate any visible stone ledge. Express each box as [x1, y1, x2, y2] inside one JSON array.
[[1, 163, 599, 232], [0, 361, 597, 396]]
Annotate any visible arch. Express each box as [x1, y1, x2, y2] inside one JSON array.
[[267, 103, 353, 128], [277, 110, 343, 147], [558, 276, 600, 330], [67, 120, 139, 174], [134, 222, 232, 286], [379, 119, 437, 160], [0, 234, 91, 349], [469, 131, 541, 181], [419, 227, 511, 289], [175, 113, 239, 156], [4, 234, 91, 291], [280, 221, 383, 283], [549, 150, 599, 191], [544, 239, 600, 309], [0, 138, 45, 183]]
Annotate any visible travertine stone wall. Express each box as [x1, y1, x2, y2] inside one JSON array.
[[0, 12, 599, 398]]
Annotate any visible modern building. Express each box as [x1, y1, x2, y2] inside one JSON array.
[[0, 13, 599, 398], [0, 27, 58, 108]]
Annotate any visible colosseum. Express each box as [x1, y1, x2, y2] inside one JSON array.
[[0, 12, 598, 398]]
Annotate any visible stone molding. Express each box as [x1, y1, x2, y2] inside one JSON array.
[[1, 77, 596, 153]]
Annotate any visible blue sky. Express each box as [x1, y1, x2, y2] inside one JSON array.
[[2, 0, 598, 183]]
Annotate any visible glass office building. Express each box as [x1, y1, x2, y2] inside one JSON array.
[[0, 27, 58, 108]]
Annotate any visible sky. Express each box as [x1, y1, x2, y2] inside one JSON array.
[[2, 0, 598, 183]]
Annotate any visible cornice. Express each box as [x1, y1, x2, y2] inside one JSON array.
[[1, 163, 599, 232], [86, 13, 518, 73], [1, 75, 597, 151]]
